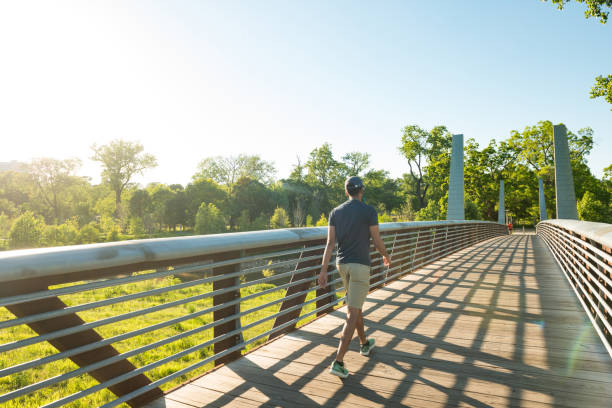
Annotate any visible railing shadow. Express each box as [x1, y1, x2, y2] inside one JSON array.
[[150, 233, 612, 408]]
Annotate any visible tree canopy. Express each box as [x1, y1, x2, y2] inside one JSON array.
[[1, 120, 610, 251], [91, 140, 157, 210]]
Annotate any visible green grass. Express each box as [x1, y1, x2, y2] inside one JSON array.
[[0, 274, 345, 407]]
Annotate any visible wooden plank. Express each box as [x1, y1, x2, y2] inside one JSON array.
[[201, 356, 566, 408], [149, 233, 612, 408]]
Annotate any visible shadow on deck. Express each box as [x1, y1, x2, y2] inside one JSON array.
[[145, 234, 612, 408]]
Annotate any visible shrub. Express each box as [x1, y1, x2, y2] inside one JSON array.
[[270, 207, 290, 229], [0, 212, 11, 238], [578, 191, 610, 222], [315, 213, 328, 226], [194, 203, 226, 234], [79, 222, 101, 244], [106, 226, 121, 242], [250, 214, 269, 231], [305, 214, 314, 227], [236, 210, 251, 232], [9, 211, 45, 249], [379, 212, 393, 223], [128, 216, 146, 235]]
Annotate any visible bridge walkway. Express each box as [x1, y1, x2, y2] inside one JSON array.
[[145, 233, 612, 408]]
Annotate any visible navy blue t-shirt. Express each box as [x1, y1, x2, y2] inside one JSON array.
[[329, 199, 378, 266]]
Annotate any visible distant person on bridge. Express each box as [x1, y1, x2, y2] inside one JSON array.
[[318, 176, 391, 379]]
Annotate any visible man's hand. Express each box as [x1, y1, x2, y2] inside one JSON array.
[[383, 255, 391, 268], [318, 270, 328, 289]]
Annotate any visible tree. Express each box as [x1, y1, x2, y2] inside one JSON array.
[[194, 155, 276, 197], [236, 210, 252, 231], [144, 184, 172, 231], [0, 171, 33, 212], [508, 121, 594, 218], [185, 178, 227, 227], [399, 125, 452, 210], [464, 140, 517, 221], [604, 163, 612, 181], [43, 221, 79, 247], [91, 140, 157, 212], [590, 74, 612, 110], [230, 177, 275, 228], [270, 207, 290, 229], [79, 222, 101, 243], [164, 189, 187, 231], [195, 203, 226, 234], [28, 158, 83, 223], [361, 169, 403, 213], [129, 189, 153, 220], [577, 190, 610, 222], [0, 212, 11, 238], [341, 152, 370, 176], [545, 1, 612, 108], [415, 200, 444, 221], [546, 0, 611, 23], [9, 211, 45, 249], [304, 143, 346, 216]]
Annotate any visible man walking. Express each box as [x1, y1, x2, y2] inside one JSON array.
[[318, 176, 391, 378]]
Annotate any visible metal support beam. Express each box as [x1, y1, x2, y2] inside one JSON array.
[[498, 179, 505, 224], [538, 177, 548, 221], [212, 251, 244, 366], [447, 134, 464, 220], [553, 124, 578, 219]]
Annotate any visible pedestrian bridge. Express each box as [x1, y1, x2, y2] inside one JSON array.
[[1, 221, 611, 407]]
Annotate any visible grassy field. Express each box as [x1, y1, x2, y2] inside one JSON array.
[[0, 274, 345, 407]]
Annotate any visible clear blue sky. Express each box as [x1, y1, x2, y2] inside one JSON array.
[[0, 0, 610, 184]]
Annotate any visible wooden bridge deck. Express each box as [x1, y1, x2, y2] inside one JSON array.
[[146, 234, 612, 408]]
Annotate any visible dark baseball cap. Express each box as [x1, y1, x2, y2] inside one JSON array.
[[345, 176, 364, 191]]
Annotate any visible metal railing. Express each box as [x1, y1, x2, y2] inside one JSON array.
[[0, 221, 507, 407], [537, 219, 612, 358]]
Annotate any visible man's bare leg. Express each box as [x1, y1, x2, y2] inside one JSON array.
[[336, 307, 360, 362], [356, 311, 367, 345]]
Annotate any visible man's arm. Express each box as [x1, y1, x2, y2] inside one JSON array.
[[369, 225, 391, 267], [318, 226, 336, 289]]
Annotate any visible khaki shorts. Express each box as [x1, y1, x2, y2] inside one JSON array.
[[336, 263, 370, 310]]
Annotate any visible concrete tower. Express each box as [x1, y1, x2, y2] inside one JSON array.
[[498, 179, 505, 224], [446, 134, 464, 221], [538, 177, 547, 221], [553, 125, 578, 219]]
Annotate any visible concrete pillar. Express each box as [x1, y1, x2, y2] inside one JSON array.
[[553, 124, 578, 219], [446, 134, 464, 221], [538, 177, 547, 221], [497, 179, 505, 224]]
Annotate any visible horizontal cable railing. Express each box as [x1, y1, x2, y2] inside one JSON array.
[[0, 220, 507, 408], [537, 219, 612, 358]]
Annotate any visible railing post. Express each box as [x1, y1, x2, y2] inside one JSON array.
[[212, 250, 243, 366], [316, 269, 336, 317], [369, 234, 387, 291], [0, 279, 162, 407], [386, 232, 398, 281], [270, 244, 325, 339], [414, 227, 430, 267]]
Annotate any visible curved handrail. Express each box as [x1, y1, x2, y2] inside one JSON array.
[[0, 220, 507, 407], [0, 220, 496, 283], [537, 219, 612, 358], [539, 219, 612, 249]]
